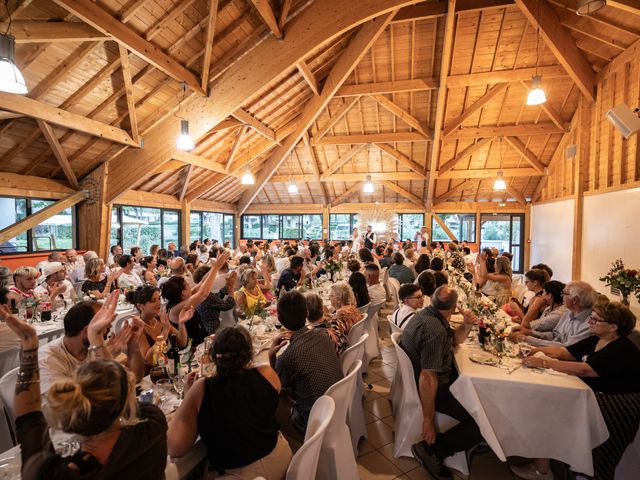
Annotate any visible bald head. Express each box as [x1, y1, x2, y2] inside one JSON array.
[[431, 286, 458, 312], [170, 257, 186, 274]]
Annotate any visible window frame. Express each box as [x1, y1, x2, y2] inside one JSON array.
[[240, 214, 324, 241], [110, 205, 181, 252], [431, 213, 477, 243], [189, 211, 235, 248], [398, 213, 425, 242], [329, 213, 357, 241], [479, 212, 525, 273]]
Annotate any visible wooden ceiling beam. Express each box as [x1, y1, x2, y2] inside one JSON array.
[[374, 143, 427, 177], [336, 78, 437, 97], [607, 0, 640, 15], [332, 182, 363, 207], [442, 83, 508, 137], [447, 65, 568, 88], [271, 172, 425, 183], [178, 164, 194, 202], [145, 0, 197, 42], [225, 126, 247, 171], [236, 12, 397, 215], [313, 132, 428, 145], [1, 21, 109, 43], [0, 172, 74, 200], [52, 0, 205, 95], [0, 92, 138, 147], [302, 131, 328, 205], [201, 0, 220, 93], [321, 144, 367, 179], [393, 0, 515, 22], [314, 96, 360, 139], [503, 135, 546, 173], [36, 120, 80, 190], [296, 60, 321, 96], [120, 0, 154, 22], [370, 94, 433, 138], [105, 0, 417, 204], [232, 109, 276, 142], [248, 0, 283, 38], [438, 137, 495, 174], [514, 0, 596, 102], [433, 213, 459, 241], [118, 45, 139, 144], [381, 181, 424, 207], [172, 151, 226, 174], [434, 180, 478, 204], [446, 123, 564, 139], [505, 184, 528, 206], [278, 0, 294, 31], [438, 167, 543, 179]]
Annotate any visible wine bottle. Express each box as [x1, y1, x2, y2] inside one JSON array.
[[167, 334, 181, 377]]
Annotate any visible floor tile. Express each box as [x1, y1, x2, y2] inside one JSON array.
[[364, 396, 393, 419], [358, 438, 376, 456], [365, 419, 395, 448], [378, 442, 421, 473], [380, 414, 395, 429], [357, 450, 404, 480], [470, 454, 512, 479], [371, 377, 392, 397], [405, 466, 432, 480], [364, 408, 379, 424]]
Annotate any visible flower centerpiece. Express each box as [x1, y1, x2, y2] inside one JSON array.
[[599, 258, 640, 306], [484, 317, 512, 355], [324, 260, 342, 281]]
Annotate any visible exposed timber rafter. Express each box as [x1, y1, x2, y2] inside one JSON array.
[[381, 181, 424, 207], [36, 120, 80, 190], [336, 78, 437, 97], [442, 83, 508, 137], [0, 21, 109, 42], [332, 182, 363, 207], [201, 0, 220, 93], [321, 144, 368, 179], [313, 132, 427, 145], [314, 96, 360, 139], [248, 0, 282, 38], [232, 109, 276, 142], [503, 136, 546, 173], [178, 164, 194, 202], [374, 143, 427, 177], [302, 132, 328, 205], [118, 45, 140, 144], [438, 137, 495, 174], [370, 94, 433, 138], [296, 60, 321, 95], [447, 123, 564, 139], [434, 180, 479, 204]]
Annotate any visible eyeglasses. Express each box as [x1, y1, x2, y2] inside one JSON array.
[[405, 295, 424, 301], [561, 291, 571, 296], [588, 314, 612, 325]]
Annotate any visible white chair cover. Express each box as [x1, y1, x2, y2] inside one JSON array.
[[387, 314, 402, 335], [0, 348, 19, 379], [347, 316, 366, 347], [389, 333, 469, 474], [363, 302, 385, 370], [317, 360, 362, 480], [286, 396, 335, 480], [340, 333, 369, 454], [357, 302, 370, 315], [0, 367, 18, 444], [386, 316, 403, 417], [381, 267, 389, 285], [387, 277, 400, 310]]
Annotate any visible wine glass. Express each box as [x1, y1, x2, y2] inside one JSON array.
[[149, 367, 165, 384], [520, 343, 532, 360], [172, 376, 185, 400], [155, 378, 172, 404]]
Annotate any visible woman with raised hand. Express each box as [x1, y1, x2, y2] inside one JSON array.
[[0, 290, 167, 479]]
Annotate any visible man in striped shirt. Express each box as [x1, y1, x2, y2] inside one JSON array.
[[400, 286, 484, 479]]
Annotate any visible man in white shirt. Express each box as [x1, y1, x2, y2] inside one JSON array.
[[35, 251, 64, 279], [63, 249, 83, 278], [116, 254, 143, 289], [414, 226, 429, 250], [275, 248, 296, 274], [363, 225, 377, 250], [33, 262, 75, 309], [364, 263, 386, 305], [107, 244, 123, 268], [390, 284, 424, 330]]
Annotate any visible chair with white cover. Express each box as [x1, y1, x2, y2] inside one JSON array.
[[387, 314, 402, 335], [357, 302, 370, 315], [0, 367, 18, 444], [316, 360, 362, 480], [0, 348, 19, 379], [387, 277, 400, 311], [386, 316, 403, 416], [340, 333, 369, 454], [363, 302, 385, 370], [286, 396, 335, 480], [347, 315, 366, 347], [381, 267, 389, 285], [73, 281, 85, 297], [390, 333, 469, 475]]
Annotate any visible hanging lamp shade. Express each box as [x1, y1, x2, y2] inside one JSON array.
[[176, 119, 195, 151], [363, 175, 374, 193], [241, 170, 254, 185], [493, 171, 507, 191], [288, 182, 298, 194], [576, 0, 606, 16], [0, 34, 28, 94], [526, 75, 547, 106]]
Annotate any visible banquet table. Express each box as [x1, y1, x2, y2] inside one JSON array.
[[450, 341, 609, 475]]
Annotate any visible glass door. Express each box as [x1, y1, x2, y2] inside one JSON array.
[[480, 213, 524, 273]]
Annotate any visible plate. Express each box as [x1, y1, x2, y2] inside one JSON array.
[[469, 353, 498, 366]]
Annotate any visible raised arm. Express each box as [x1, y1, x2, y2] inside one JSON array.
[[188, 251, 231, 307]]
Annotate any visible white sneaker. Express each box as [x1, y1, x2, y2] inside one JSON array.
[[510, 463, 554, 480]]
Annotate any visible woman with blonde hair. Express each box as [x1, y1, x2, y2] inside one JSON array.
[[0, 293, 167, 479], [82, 258, 121, 299], [329, 281, 361, 332], [475, 253, 512, 306], [235, 269, 269, 317]]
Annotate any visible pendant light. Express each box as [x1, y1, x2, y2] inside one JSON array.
[[526, 0, 547, 106], [576, 0, 606, 16], [288, 182, 298, 194], [0, 3, 27, 94], [493, 172, 506, 191], [175, 82, 194, 151], [363, 175, 374, 193], [241, 170, 255, 185]]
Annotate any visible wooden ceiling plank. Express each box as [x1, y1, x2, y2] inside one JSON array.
[[314, 96, 360, 139], [3, 21, 109, 43], [146, 0, 197, 42], [442, 83, 508, 137], [36, 120, 80, 190], [52, 0, 205, 95], [321, 144, 367, 178], [225, 126, 247, 171], [434, 179, 478, 204], [336, 78, 437, 97], [371, 94, 433, 138], [248, 0, 283, 38], [438, 168, 543, 179], [201, 0, 220, 93], [447, 123, 564, 138], [427, 0, 456, 209], [503, 135, 546, 173], [331, 182, 363, 206], [120, 0, 154, 23], [278, 0, 294, 31], [178, 164, 194, 202], [236, 12, 397, 214], [118, 45, 139, 144], [172, 150, 226, 174], [296, 60, 321, 96], [381, 181, 424, 207], [374, 143, 427, 177], [514, 0, 596, 102], [313, 132, 428, 145], [393, 0, 514, 22], [607, 0, 640, 15], [232, 108, 276, 142], [447, 65, 568, 88], [438, 137, 495, 175]]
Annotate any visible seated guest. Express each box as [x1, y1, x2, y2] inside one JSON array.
[[236, 269, 268, 317], [107, 244, 123, 267], [401, 286, 483, 479], [414, 254, 431, 275], [434, 271, 448, 289], [306, 292, 348, 356], [140, 256, 158, 286], [390, 284, 423, 330], [126, 285, 188, 363], [70, 250, 98, 283], [511, 280, 567, 336], [403, 248, 417, 270], [516, 301, 640, 480], [193, 265, 237, 333], [524, 280, 596, 347], [508, 269, 548, 322], [475, 254, 512, 307], [275, 248, 295, 274], [161, 252, 230, 347], [0, 266, 10, 289], [364, 263, 386, 306], [0, 301, 166, 479], [63, 249, 82, 277], [329, 281, 362, 331], [415, 270, 436, 307], [33, 262, 76, 308], [347, 259, 361, 274], [358, 247, 379, 267], [116, 255, 143, 290], [7, 266, 38, 306], [531, 263, 553, 280], [0, 287, 20, 354], [82, 258, 121, 299], [35, 251, 63, 276], [348, 271, 370, 308], [379, 247, 394, 270], [38, 292, 144, 393], [269, 291, 343, 448], [169, 326, 292, 477], [157, 257, 192, 289], [429, 257, 444, 272], [389, 252, 416, 285], [276, 255, 304, 292]]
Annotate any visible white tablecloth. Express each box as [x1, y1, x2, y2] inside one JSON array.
[[450, 343, 609, 475]]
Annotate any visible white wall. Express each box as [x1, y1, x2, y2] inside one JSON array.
[[531, 198, 575, 283], [582, 188, 640, 311]]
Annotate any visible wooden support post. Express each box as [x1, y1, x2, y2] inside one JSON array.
[[424, 210, 432, 244], [475, 210, 482, 248], [524, 203, 531, 272], [181, 200, 191, 248], [433, 213, 457, 241], [572, 96, 590, 279], [323, 205, 330, 240], [77, 164, 111, 258], [233, 212, 240, 248], [1, 190, 87, 243]]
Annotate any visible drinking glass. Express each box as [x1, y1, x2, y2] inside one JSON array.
[[520, 343, 532, 359], [149, 367, 165, 384], [155, 378, 172, 404], [172, 376, 185, 400]]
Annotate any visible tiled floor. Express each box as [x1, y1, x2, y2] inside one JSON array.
[[356, 318, 516, 480]]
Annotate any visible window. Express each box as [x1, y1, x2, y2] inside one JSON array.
[[0, 196, 76, 254], [480, 213, 524, 273], [189, 212, 235, 248], [329, 214, 356, 241], [223, 214, 234, 247], [110, 206, 180, 254], [398, 214, 424, 242], [240, 214, 324, 240], [431, 214, 476, 242], [190, 213, 201, 241]]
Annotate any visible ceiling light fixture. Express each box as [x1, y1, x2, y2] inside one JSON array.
[[241, 170, 254, 185], [493, 171, 507, 191], [363, 175, 374, 193], [288, 182, 298, 194], [576, 0, 606, 16], [0, 2, 27, 94], [527, 0, 547, 106], [175, 82, 194, 151]]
